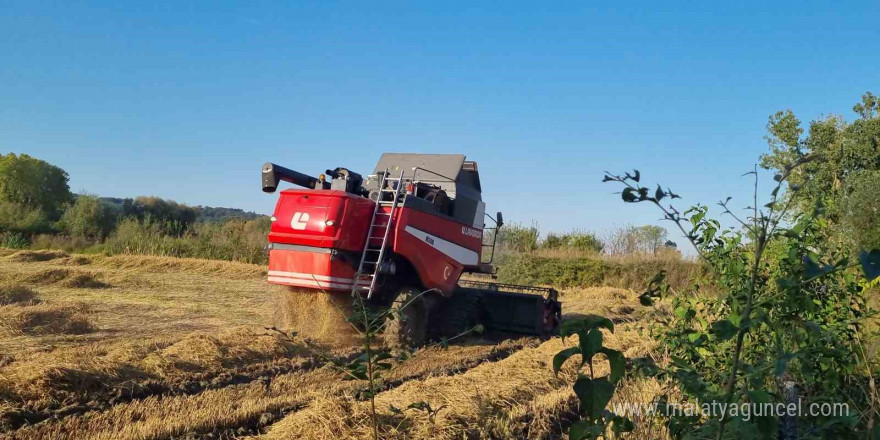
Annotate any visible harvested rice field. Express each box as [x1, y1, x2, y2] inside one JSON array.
[[0, 249, 663, 439]]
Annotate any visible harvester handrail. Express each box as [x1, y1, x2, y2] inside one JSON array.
[[411, 166, 456, 184]]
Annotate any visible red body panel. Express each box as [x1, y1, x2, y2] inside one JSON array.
[[391, 207, 482, 295], [267, 249, 370, 290], [268, 189, 373, 251], [267, 190, 483, 296]]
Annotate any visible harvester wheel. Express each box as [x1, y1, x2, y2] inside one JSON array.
[[383, 287, 427, 348]]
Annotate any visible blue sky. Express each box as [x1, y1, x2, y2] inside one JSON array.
[[2, 1, 878, 247]]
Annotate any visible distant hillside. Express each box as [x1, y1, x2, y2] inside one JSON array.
[[99, 197, 264, 222], [195, 205, 265, 222]]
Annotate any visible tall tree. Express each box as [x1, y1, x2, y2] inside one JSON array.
[[0, 153, 73, 220], [760, 92, 880, 251]]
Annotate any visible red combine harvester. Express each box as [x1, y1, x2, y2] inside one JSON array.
[[262, 153, 560, 346]]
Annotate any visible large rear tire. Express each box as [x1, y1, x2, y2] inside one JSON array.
[[383, 287, 428, 348]]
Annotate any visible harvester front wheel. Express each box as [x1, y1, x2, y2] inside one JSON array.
[[383, 287, 428, 348]]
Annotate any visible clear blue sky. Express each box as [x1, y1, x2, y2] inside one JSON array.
[[3, 1, 878, 247]]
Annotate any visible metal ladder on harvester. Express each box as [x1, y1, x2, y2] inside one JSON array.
[[353, 169, 405, 298]]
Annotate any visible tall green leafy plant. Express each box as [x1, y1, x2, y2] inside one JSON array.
[[604, 165, 879, 439], [553, 315, 632, 439]]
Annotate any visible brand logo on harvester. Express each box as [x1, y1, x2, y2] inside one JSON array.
[[461, 226, 482, 238], [290, 212, 309, 230]]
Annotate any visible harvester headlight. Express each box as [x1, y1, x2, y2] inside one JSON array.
[[270, 216, 277, 222], [325, 220, 334, 226]]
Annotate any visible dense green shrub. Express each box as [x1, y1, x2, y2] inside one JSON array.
[[101, 216, 270, 264], [842, 170, 880, 252], [604, 225, 675, 255], [0, 201, 53, 234], [0, 231, 30, 249], [496, 222, 539, 254], [496, 253, 702, 290], [61, 195, 118, 240], [497, 254, 607, 287], [543, 230, 604, 253], [121, 196, 198, 228]]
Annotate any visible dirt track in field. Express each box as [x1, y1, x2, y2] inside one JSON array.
[[0, 250, 659, 440]]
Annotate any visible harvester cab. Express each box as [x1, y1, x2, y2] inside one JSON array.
[[262, 153, 560, 346]]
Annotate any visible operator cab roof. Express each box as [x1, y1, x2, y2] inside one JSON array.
[[372, 153, 481, 193]]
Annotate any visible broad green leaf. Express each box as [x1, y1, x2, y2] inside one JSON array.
[[687, 331, 707, 346], [373, 352, 393, 361], [859, 249, 880, 282], [748, 390, 777, 438], [553, 346, 582, 375], [655, 184, 665, 201], [674, 306, 688, 319], [560, 315, 614, 338], [573, 376, 616, 421], [729, 312, 742, 327], [569, 419, 602, 440], [802, 254, 833, 279], [756, 414, 778, 439], [611, 414, 635, 433], [580, 329, 603, 363], [632, 356, 660, 377], [711, 320, 738, 340], [601, 348, 626, 384]]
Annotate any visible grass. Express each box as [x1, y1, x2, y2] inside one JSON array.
[[0, 247, 669, 439]]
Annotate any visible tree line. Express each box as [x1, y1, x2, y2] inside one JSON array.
[[0, 153, 270, 262]]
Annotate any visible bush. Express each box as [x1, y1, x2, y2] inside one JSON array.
[[102, 216, 186, 256], [101, 216, 270, 264], [497, 252, 702, 290], [496, 222, 539, 254], [0, 232, 30, 249], [123, 196, 198, 227], [842, 170, 880, 252], [603, 225, 674, 255], [497, 254, 607, 287], [0, 201, 52, 234], [60, 195, 118, 240], [543, 230, 604, 253], [567, 231, 604, 253], [29, 234, 97, 253]]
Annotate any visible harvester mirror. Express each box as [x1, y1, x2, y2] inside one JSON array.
[[496, 212, 504, 228]]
